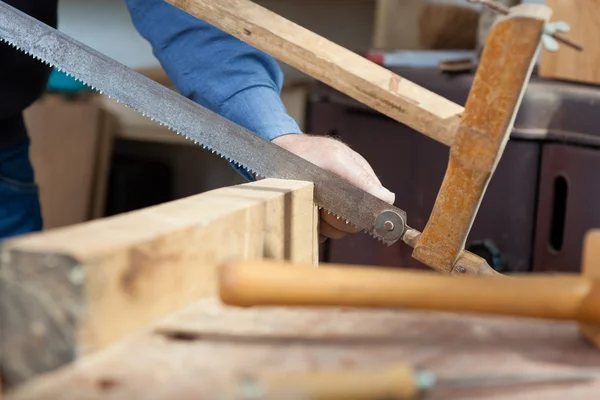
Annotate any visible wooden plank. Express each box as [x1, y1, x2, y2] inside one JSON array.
[[7, 296, 600, 399], [166, 0, 465, 147], [412, 4, 550, 273], [539, 0, 600, 86], [0, 179, 318, 390]]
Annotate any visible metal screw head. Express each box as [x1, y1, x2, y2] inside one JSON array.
[[374, 210, 406, 243]]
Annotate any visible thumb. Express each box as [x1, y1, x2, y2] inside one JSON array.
[[350, 165, 395, 205]]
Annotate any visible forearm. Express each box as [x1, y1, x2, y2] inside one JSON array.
[[124, 0, 301, 144]]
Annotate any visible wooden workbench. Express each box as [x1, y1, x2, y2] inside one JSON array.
[[7, 296, 600, 399]]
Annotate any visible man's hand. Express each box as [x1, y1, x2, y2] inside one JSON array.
[[272, 134, 395, 243]]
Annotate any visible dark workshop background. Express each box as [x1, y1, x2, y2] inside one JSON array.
[[24, 0, 599, 274]]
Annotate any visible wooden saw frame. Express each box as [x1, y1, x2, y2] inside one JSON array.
[[166, 0, 555, 276]]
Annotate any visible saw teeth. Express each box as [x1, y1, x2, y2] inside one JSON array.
[[2, 31, 264, 181], [1, 35, 377, 241], [319, 206, 360, 230]]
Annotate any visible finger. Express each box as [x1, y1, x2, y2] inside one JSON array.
[[348, 149, 381, 185], [321, 209, 361, 233], [319, 218, 348, 240], [327, 158, 395, 205], [320, 146, 395, 205], [353, 167, 395, 204]]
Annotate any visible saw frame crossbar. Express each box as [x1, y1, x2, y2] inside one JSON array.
[[167, 0, 563, 276]]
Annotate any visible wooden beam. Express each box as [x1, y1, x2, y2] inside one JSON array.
[[0, 179, 318, 390], [165, 0, 464, 147], [411, 5, 550, 273]]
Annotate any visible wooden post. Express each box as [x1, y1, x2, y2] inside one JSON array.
[[0, 179, 318, 390]]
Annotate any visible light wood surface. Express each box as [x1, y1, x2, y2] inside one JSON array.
[[0, 179, 318, 389], [7, 296, 600, 399], [166, 0, 464, 147], [412, 5, 550, 273], [539, 0, 600, 86]]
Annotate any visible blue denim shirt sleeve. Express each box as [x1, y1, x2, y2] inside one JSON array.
[[123, 0, 302, 180]]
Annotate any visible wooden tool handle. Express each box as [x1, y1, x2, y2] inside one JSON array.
[[218, 260, 600, 324], [165, 0, 463, 147], [239, 364, 421, 400]]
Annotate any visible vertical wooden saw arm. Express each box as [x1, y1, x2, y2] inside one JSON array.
[[165, 0, 558, 276]]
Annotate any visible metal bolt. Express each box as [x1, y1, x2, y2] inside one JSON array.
[[456, 266, 467, 274], [383, 221, 394, 231]]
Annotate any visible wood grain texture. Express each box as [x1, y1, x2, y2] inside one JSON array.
[[166, 0, 464, 147], [7, 296, 600, 399], [0, 179, 318, 390], [539, 0, 600, 85], [580, 229, 600, 347], [218, 259, 600, 325], [412, 5, 551, 273]]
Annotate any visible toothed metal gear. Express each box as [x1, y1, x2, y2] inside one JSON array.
[[0, 2, 410, 246], [374, 210, 406, 244]]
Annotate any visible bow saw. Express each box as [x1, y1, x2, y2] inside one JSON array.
[[0, 0, 578, 276]]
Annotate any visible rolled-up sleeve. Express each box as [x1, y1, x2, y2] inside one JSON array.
[[124, 0, 302, 179]]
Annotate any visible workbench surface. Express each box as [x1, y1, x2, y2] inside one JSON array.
[[8, 297, 600, 399]]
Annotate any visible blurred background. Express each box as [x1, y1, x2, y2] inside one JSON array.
[[25, 0, 598, 274]]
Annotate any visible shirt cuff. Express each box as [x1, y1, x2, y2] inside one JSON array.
[[219, 85, 303, 180]]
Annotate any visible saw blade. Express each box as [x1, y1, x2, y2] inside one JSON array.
[[0, 1, 407, 245]]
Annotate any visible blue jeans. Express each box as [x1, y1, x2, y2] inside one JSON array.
[[0, 138, 43, 239]]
